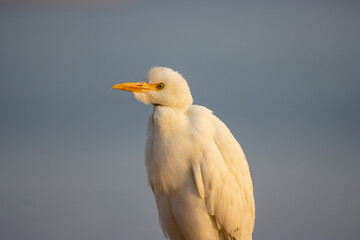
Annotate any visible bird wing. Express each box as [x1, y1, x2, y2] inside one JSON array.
[[189, 105, 255, 240]]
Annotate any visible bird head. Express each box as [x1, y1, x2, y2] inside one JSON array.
[[112, 67, 193, 110]]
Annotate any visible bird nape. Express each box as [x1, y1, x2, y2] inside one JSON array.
[[112, 67, 255, 240]]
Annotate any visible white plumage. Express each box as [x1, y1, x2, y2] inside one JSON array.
[[112, 67, 255, 240]]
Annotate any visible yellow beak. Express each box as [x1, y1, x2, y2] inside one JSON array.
[[112, 82, 158, 93]]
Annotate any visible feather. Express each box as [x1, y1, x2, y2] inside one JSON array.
[[192, 163, 205, 199]]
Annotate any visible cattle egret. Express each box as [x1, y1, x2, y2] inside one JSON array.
[[112, 67, 255, 240]]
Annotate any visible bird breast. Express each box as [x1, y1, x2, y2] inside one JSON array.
[[145, 106, 198, 194]]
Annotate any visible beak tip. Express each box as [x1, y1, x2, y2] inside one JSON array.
[[112, 84, 121, 90]]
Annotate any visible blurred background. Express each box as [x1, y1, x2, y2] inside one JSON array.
[[0, 0, 359, 240]]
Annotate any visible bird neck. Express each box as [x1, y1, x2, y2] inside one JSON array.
[[153, 104, 188, 113], [152, 106, 187, 127]]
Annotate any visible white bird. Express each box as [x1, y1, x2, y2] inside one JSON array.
[[112, 67, 255, 240]]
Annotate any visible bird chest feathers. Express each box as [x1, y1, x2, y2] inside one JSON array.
[[145, 107, 195, 193]]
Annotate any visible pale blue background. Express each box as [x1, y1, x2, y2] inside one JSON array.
[[1, 1, 359, 240]]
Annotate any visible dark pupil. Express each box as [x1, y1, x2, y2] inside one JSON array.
[[158, 84, 163, 88]]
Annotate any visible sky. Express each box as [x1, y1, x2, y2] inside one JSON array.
[[0, 1, 359, 240]]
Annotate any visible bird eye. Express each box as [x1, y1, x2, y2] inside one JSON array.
[[157, 83, 165, 90]]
